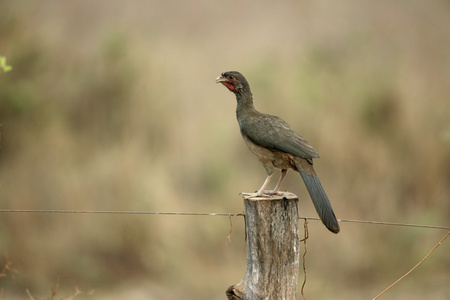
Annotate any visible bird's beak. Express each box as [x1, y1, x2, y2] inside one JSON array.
[[216, 75, 227, 84]]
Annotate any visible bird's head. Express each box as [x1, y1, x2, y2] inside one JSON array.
[[216, 71, 250, 94]]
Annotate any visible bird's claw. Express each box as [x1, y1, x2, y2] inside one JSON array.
[[239, 191, 281, 199], [239, 192, 258, 198], [262, 190, 283, 196]]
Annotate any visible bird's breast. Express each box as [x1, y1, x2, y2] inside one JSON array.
[[241, 132, 297, 171]]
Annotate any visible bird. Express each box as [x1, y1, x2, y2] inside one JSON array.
[[216, 71, 340, 234]]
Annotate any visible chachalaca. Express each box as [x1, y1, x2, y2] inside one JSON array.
[[216, 71, 340, 234]]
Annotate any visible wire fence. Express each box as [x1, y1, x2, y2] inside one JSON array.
[[1, 208, 449, 299], [0, 209, 449, 231]]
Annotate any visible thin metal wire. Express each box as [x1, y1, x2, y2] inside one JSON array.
[[0, 209, 244, 217], [0, 209, 449, 230], [337, 218, 450, 230], [305, 216, 450, 230]]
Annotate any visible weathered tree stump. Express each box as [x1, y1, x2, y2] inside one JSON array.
[[226, 192, 300, 300]]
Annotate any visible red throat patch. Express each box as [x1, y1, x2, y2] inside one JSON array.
[[223, 82, 235, 92]]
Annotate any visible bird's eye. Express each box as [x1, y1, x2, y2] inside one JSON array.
[[228, 75, 234, 80]]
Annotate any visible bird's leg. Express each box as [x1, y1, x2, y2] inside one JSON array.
[[263, 169, 288, 195], [256, 173, 273, 195], [272, 169, 288, 192], [240, 173, 274, 198]]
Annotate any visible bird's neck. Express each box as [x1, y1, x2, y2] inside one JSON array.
[[235, 90, 257, 117]]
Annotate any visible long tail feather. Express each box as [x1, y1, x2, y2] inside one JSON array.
[[299, 170, 340, 233]]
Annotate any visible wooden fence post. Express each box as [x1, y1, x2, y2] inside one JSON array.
[[226, 192, 300, 300]]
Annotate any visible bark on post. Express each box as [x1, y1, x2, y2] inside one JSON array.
[[226, 192, 300, 300]]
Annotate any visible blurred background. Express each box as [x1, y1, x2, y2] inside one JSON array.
[[1, 0, 449, 299]]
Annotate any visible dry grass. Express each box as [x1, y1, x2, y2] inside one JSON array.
[[1, 0, 449, 299], [0, 256, 94, 300]]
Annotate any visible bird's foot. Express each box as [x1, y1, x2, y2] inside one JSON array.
[[262, 190, 283, 196], [239, 191, 280, 199], [240, 192, 267, 199]]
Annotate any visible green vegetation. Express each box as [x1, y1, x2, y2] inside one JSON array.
[[0, 56, 12, 74]]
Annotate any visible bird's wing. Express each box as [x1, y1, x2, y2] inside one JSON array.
[[240, 113, 319, 159]]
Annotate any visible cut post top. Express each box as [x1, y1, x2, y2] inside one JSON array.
[[240, 191, 298, 201]]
